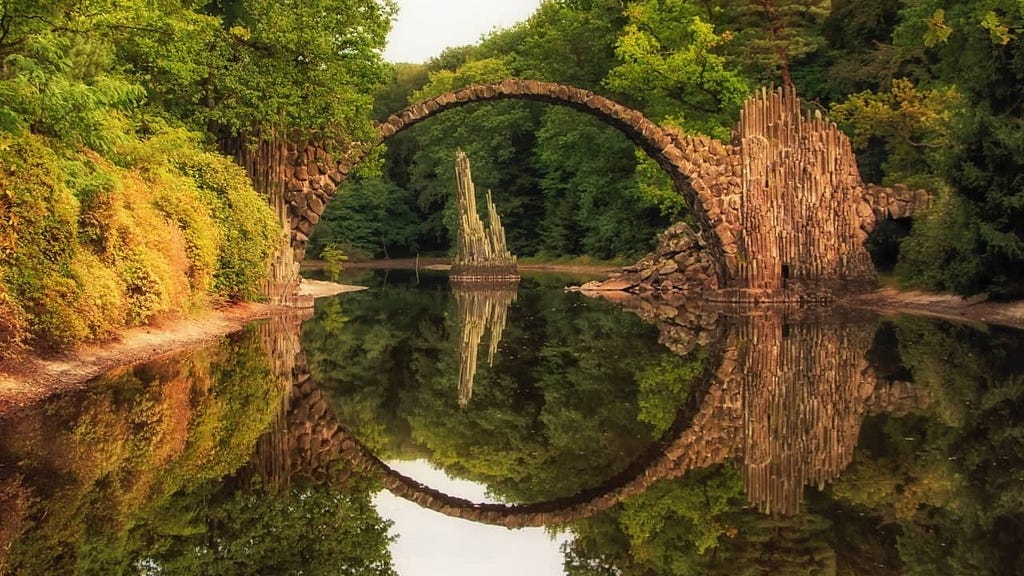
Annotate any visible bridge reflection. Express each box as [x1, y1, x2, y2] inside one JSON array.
[[248, 294, 928, 526]]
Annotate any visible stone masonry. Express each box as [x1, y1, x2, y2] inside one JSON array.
[[275, 79, 930, 303]]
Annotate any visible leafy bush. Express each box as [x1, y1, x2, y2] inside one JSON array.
[[133, 129, 279, 300], [0, 134, 87, 349], [0, 128, 279, 351], [896, 192, 983, 294]]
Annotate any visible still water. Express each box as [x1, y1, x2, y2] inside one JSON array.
[[2, 269, 1024, 575]]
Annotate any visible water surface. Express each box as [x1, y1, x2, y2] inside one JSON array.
[[2, 269, 1023, 575]]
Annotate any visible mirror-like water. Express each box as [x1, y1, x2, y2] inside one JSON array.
[[2, 269, 1023, 575]]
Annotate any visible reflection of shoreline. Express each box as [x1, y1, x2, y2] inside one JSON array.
[[0, 303, 297, 417], [0, 280, 361, 417]]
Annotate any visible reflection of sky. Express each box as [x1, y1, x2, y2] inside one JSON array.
[[374, 460, 571, 576]]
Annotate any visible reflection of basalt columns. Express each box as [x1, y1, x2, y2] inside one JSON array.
[[244, 310, 353, 491], [451, 149, 519, 281], [453, 283, 518, 406], [725, 313, 878, 515]]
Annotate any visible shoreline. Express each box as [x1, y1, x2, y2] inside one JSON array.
[[0, 279, 365, 417], [1, 275, 1021, 418]]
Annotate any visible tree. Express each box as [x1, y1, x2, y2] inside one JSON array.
[[720, 0, 830, 87], [892, 1, 1024, 298], [115, 0, 395, 145]]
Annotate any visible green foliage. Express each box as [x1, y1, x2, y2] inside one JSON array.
[[636, 351, 703, 432], [605, 6, 750, 138], [895, 192, 986, 294], [302, 273, 709, 504], [565, 466, 747, 576], [310, 179, 422, 259], [150, 481, 396, 576], [114, 0, 396, 143], [831, 78, 960, 188], [720, 0, 831, 86], [0, 124, 277, 348], [153, 132, 280, 300], [0, 1, 146, 153], [320, 243, 349, 282], [0, 133, 88, 349]]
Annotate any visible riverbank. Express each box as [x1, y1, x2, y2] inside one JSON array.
[[0, 280, 365, 417], [842, 287, 1024, 331], [2, 273, 1022, 418]]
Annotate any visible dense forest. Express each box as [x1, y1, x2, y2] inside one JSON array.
[[313, 0, 1024, 300], [1, 0, 1022, 355], [0, 0, 395, 352]]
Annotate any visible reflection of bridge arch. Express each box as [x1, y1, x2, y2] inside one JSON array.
[[275, 80, 881, 300], [250, 307, 930, 526]]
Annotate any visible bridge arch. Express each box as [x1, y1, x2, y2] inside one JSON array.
[[280, 80, 882, 301], [282, 79, 732, 286]]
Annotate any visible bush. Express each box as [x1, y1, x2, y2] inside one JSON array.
[[136, 130, 279, 300], [0, 134, 86, 350], [0, 128, 279, 352], [896, 191, 984, 294]]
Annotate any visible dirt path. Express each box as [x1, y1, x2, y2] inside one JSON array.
[[0, 280, 364, 417]]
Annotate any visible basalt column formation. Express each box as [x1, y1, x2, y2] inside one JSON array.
[[450, 149, 519, 281]]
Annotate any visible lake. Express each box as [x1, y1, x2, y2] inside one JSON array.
[[2, 269, 1023, 575]]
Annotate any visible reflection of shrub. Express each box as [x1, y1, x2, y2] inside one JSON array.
[[0, 328, 288, 574]]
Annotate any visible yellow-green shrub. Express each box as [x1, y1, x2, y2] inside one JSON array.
[[0, 270, 29, 356], [0, 134, 87, 350], [145, 131, 278, 300], [71, 252, 125, 340], [0, 127, 278, 352]]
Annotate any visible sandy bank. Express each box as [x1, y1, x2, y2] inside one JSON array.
[[842, 287, 1024, 330]]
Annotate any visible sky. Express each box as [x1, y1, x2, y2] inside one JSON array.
[[374, 459, 571, 576], [384, 0, 544, 63]]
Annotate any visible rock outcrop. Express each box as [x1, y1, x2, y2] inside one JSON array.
[[578, 221, 718, 296]]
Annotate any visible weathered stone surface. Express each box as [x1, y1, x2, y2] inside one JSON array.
[[580, 278, 634, 291]]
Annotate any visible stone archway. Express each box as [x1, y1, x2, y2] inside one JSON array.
[[280, 80, 882, 302]]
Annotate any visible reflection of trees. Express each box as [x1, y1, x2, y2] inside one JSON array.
[[566, 313, 1024, 576], [0, 314, 395, 576], [452, 282, 518, 407], [286, 293, 933, 528], [284, 276, 1024, 574], [300, 274, 693, 502]]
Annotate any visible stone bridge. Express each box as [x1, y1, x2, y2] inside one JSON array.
[[248, 306, 930, 526], [263, 80, 929, 303]]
